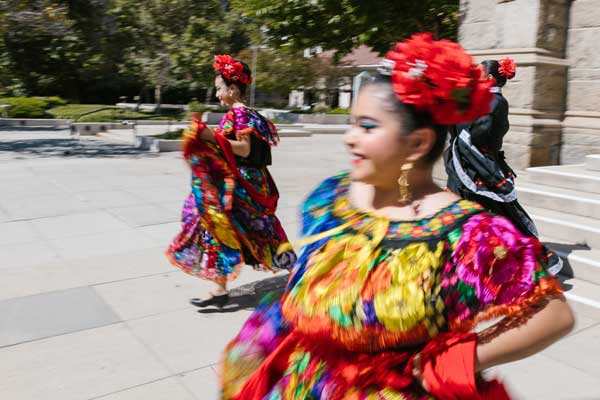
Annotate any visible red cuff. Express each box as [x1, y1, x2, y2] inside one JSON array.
[[419, 333, 510, 400]]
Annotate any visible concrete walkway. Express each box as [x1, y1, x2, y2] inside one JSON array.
[[0, 128, 599, 399]]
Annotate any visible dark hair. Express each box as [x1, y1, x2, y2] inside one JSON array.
[[480, 60, 507, 87], [217, 61, 252, 96], [363, 75, 447, 164]]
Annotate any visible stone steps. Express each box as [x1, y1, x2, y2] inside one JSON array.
[[517, 162, 600, 283], [527, 206, 600, 248], [538, 236, 600, 284], [517, 181, 600, 220], [525, 164, 600, 193], [554, 246, 600, 285], [586, 154, 600, 171]]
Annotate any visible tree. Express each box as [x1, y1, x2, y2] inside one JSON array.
[[0, 1, 88, 99], [109, 0, 249, 105], [231, 0, 459, 57], [236, 47, 324, 99], [0, 0, 138, 102]]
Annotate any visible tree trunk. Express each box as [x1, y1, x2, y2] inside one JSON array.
[[155, 84, 162, 107]]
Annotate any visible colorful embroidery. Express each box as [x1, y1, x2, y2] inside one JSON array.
[[215, 106, 280, 145], [167, 109, 293, 283], [221, 173, 562, 398]]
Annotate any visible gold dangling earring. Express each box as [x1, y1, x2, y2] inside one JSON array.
[[398, 162, 413, 203]]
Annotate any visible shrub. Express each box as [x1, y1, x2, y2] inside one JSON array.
[[327, 107, 351, 115], [35, 96, 67, 108], [271, 118, 291, 125], [313, 104, 331, 114], [0, 97, 50, 118], [188, 101, 210, 113], [156, 129, 184, 140], [289, 108, 313, 114]]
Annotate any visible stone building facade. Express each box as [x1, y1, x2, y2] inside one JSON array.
[[459, 0, 600, 168]]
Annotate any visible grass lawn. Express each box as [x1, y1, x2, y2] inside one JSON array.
[[48, 104, 183, 122]]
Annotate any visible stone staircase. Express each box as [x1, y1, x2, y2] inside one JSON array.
[[518, 155, 600, 285], [433, 155, 600, 284]]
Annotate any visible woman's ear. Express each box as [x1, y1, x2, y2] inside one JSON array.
[[404, 127, 436, 163]]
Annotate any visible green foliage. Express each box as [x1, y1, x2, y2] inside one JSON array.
[[270, 118, 291, 124], [188, 101, 211, 112], [48, 104, 113, 119], [0, 97, 51, 117], [289, 108, 314, 114], [0, 1, 248, 103], [327, 107, 351, 114], [237, 47, 342, 98], [313, 104, 331, 114], [0, 2, 101, 100], [109, 0, 248, 103], [48, 104, 180, 122], [35, 96, 67, 107], [155, 129, 185, 140], [232, 0, 459, 56]]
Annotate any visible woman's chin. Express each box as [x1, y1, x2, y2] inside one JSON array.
[[349, 167, 373, 184]]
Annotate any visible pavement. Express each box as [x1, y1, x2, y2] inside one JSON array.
[[0, 128, 599, 399]]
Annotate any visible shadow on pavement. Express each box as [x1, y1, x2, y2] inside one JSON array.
[[197, 273, 289, 314], [0, 137, 155, 159], [545, 241, 591, 292], [0, 127, 68, 132]]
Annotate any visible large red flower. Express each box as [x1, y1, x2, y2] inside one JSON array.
[[213, 54, 252, 84], [383, 33, 493, 125], [498, 57, 516, 80]]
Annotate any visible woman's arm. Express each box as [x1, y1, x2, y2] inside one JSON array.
[[199, 127, 251, 158], [412, 296, 574, 392], [475, 296, 574, 371]]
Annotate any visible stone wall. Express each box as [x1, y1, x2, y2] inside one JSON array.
[[561, 0, 600, 163], [459, 0, 572, 169]]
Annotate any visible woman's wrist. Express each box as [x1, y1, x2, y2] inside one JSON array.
[[412, 352, 430, 392]]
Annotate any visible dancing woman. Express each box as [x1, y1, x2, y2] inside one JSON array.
[[219, 34, 574, 399], [167, 54, 296, 308], [445, 58, 562, 275]]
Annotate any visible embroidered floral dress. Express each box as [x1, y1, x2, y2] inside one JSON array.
[[221, 172, 562, 399], [167, 106, 296, 283]]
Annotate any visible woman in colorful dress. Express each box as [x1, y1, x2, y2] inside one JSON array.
[[167, 54, 296, 308], [444, 58, 562, 275], [220, 34, 574, 399]]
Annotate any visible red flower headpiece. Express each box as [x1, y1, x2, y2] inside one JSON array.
[[498, 57, 516, 80], [213, 54, 252, 85], [381, 33, 494, 125]]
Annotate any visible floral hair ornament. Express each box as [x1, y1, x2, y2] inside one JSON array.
[[498, 57, 517, 80], [382, 33, 494, 125], [213, 54, 252, 85]]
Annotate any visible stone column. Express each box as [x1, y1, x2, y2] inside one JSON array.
[[459, 0, 571, 169], [561, 0, 600, 163]]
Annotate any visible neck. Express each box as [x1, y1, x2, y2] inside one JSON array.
[[372, 167, 440, 209], [232, 100, 246, 108]]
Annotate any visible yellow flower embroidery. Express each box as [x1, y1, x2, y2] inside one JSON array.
[[374, 282, 425, 331], [296, 234, 373, 316], [373, 242, 444, 332], [207, 208, 240, 249]]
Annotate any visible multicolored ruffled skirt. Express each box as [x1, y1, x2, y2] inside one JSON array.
[[221, 299, 510, 400], [166, 141, 295, 283]]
